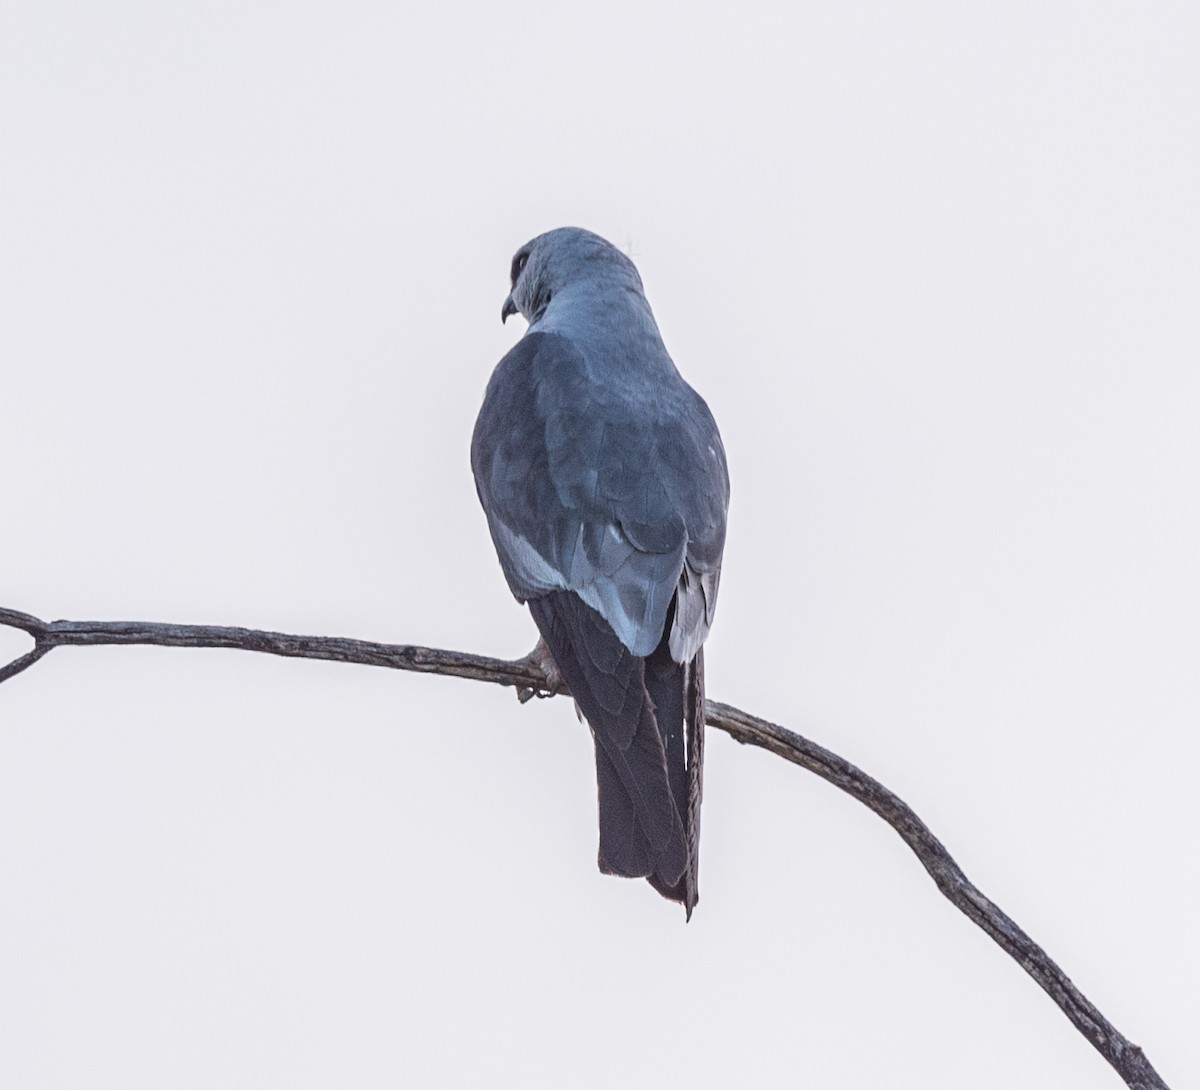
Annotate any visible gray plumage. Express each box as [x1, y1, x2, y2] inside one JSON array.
[[471, 227, 729, 916]]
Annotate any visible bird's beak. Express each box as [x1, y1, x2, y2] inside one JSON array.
[[501, 294, 518, 324]]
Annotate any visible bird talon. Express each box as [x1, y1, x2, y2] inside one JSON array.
[[515, 637, 569, 697]]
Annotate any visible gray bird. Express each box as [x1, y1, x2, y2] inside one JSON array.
[[471, 228, 729, 916]]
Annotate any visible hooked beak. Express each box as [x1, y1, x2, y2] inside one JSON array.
[[501, 294, 518, 324]]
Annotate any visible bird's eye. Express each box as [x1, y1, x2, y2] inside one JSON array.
[[510, 252, 529, 285]]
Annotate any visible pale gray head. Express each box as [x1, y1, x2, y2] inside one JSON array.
[[500, 227, 645, 325]]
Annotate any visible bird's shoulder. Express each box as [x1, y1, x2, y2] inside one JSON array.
[[473, 329, 726, 539]]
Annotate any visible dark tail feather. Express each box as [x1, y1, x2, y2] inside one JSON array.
[[643, 635, 687, 901], [685, 648, 706, 914], [645, 643, 704, 918], [527, 591, 688, 895], [592, 733, 653, 877], [644, 636, 687, 821]]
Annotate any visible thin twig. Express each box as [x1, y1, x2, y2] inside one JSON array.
[[0, 606, 1170, 1090]]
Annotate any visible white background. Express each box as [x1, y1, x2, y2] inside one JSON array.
[[2, 2, 1196, 1087]]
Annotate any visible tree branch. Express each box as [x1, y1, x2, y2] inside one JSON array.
[[0, 606, 1170, 1090]]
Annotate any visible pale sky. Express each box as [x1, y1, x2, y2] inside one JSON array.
[[2, 3, 1197, 1087]]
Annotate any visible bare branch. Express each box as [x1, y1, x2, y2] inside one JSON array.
[[706, 702, 1168, 1090], [0, 606, 1170, 1090]]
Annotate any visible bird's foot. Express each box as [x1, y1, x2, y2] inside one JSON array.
[[515, 637, 570, 703]]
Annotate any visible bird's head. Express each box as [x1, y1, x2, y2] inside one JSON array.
[[501, 227, 643, 325]]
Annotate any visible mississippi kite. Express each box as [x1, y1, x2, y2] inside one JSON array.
[[471, 227, 729, 916]]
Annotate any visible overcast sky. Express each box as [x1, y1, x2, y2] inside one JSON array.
[[2, 3, 1197, 1087]]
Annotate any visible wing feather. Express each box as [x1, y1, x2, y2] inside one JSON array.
[[472, 332, 729, 661]]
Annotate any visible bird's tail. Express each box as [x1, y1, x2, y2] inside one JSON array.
[[527, 592, 695, 910]]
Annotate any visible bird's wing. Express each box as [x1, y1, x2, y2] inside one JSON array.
[[471, 331, 729, 658]]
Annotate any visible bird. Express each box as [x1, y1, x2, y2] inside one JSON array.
[[471, 227, 729, 917]]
